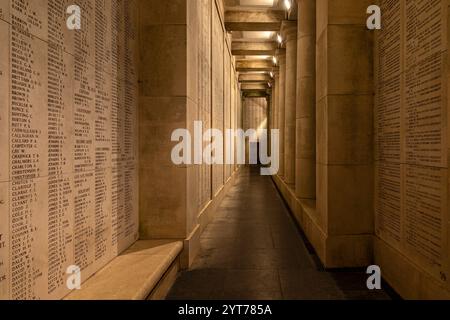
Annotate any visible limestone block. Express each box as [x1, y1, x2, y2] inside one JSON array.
[[123, 240, 183, 257], [139, 97, 187, 166], [212, 7, 224, 194], [374, 237, 421, 299], [284, 34, 297, 185], [0, 0, 141, 300], [297, 37, 316, 78], [298, 0, 316, 39], [139, 165, 187, 239], [317, 95, 373, 165], [0, 21, 8, 182], [12, 0, 48, 41], [374, 162, 402, 250], [187, 19, 199, 102], [402, 165, 448, 286], [9, 176, 54, 299], [148, 260, 180, 300], [295, 158, 316, 199], [140, 25, 187, 97], [224, 52, 232, 180], [0, 182, 9, 299], [326, 234, 373, 268], [316, 0, 328, 40], [318, 164, 374, 236], [326, 0, 373, 26], [315, 97, 327, 166], [326, 25, 373, 96], [315, 162, 328, 232], [139, 0, 187, 26], [181, 225, 201, 269], [278, 55, 286, 177], [296, 118, 315, 159], [71, 1, 96, 66], [186, 162, 199, 234], [0, 1, 9, 22], [316, 29, 328, 101], [66, 240, 183, 300], [376, 237, 450, 300]]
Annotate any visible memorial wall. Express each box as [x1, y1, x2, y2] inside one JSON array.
[[212, 5, 225, 196], [375, 0, 450, 297], [0, 0, 139, 300], [198, 0, 213, 211], [196, 0, 239, 212]]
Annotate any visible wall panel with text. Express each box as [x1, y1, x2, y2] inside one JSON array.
[[375, 0, 449, 292], [0, 0, 139, 300]]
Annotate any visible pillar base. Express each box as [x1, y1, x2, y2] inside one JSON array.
[[273, 175, 372, 268], [181, 168, 241, 269]]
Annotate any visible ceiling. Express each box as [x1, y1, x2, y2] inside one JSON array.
[[224, 0, 296, 96]]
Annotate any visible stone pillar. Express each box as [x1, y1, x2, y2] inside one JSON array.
[[271, 73, 279, 163], [266, 94, 272, 156], [295, 0, 316, 199], [277, 51, 286, 178], [283, 22, 297, 186], [139, 0, 201, 267], [273, 73, 279, 131], [315, 0, 374, 267]]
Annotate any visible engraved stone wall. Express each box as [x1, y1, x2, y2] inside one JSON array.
[[0, 0, 139, 300], [198, 0, 212, 210], [212, 6, 224, 196], [375, 0, 449, 291]]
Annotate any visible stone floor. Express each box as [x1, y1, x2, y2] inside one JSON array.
[[167, 166, 397, 300]]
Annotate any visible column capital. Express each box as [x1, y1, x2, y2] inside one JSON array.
[[281, 20, 298, 41]]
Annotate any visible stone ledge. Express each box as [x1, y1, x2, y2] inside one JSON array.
[[65, 240, 183, 300]]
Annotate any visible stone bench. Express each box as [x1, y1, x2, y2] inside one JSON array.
[[65, 240, 183, 300]]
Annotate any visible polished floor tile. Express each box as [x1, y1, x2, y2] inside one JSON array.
[[167, 166, 395, 300]]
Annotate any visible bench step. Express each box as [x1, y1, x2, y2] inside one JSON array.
[[65, 240, 183, 300]]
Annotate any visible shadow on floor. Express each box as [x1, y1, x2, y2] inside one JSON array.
[[167, 166, 398, 300]]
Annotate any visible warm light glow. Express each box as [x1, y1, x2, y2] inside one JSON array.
[[245, 55, 271, 60], [272, 56, 277, 65], [277, 34, 283, 44], [284, 0, 291, 10], [240, 0, 274, 6], [270, 72, 274, 78]]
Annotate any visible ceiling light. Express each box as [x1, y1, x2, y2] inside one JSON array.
[[284, 0, 291, 10], [277, 34, 283, 44]]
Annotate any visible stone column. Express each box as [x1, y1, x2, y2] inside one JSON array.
[[283, 22, 297, 186], [277, 51, 286, 178], [273, 73, 279, 131], [295, 0, 316, 199], [139, 0, 202, 267], [271, 73, 279, 163], [315, 0, 374, 267], [266, 94, 272, 156]]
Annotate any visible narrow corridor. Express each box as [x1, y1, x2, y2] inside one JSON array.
[[167, 167, 394, 300]]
